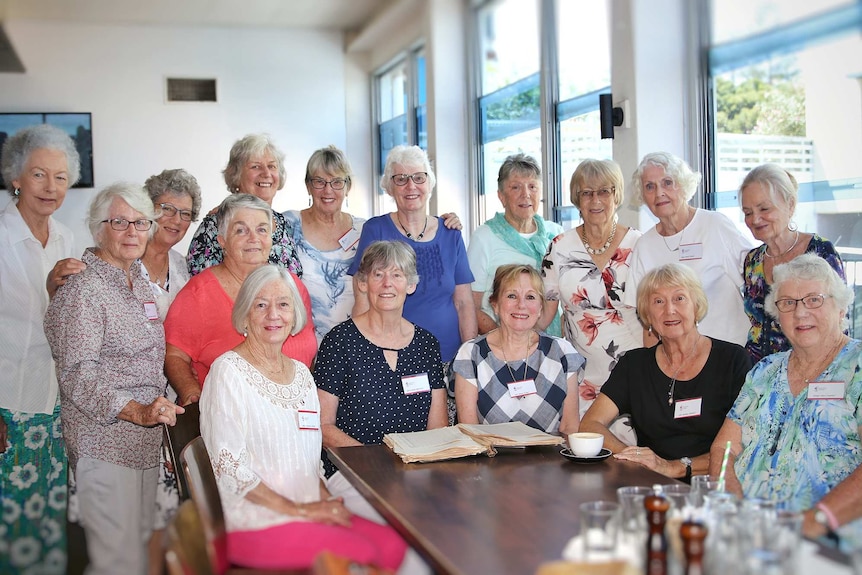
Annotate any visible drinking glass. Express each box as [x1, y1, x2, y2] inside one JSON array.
[[579, 501, 620, 562], [689, 475, 722, 508], [742, 509, 802, 575], [616, 486, 653, 535], [660, 484, 692, 518]]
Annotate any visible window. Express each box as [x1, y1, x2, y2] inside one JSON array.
[[475, 0, 612, 229], [375, 48, 427, 213], [709, 1, 862, 336]]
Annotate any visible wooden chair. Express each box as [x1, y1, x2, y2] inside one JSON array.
[[165, 499, 210, 575], [163, 401, 201, 501]]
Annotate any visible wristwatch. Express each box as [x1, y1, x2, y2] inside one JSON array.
[[680, 457, 692, 482], [814, 509, 831, 529]]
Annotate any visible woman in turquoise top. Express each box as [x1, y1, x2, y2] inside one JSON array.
[[711, 254, 862, 549]]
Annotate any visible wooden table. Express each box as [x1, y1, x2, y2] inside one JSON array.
[[328, 444, 673, 575]]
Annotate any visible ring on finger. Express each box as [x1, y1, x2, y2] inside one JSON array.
[[159, 406, 166, 414]]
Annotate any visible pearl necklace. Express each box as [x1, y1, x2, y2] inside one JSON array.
[[764, 230, 800, 259], [581, 222, 617, 256]]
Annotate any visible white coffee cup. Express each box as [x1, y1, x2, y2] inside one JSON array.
[[568, 432, 604, 457]]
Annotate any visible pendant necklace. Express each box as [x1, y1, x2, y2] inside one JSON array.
[[664, 335, 701, 406], [581, 222, 617, 256], [500, 332, 533, 383], [397, 213, 428, 240], [764, 230, 800, 259]]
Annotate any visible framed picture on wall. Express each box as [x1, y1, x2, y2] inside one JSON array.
[[0, 112, 94, 189]]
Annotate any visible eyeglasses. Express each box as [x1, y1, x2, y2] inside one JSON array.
[[775, 293, 831, 313], [308, 177, 349, 191], [158, 203, 194, 222], [580, 187, 614, 199], [101, 218, 154, 231], [391, 172, 428, 186]]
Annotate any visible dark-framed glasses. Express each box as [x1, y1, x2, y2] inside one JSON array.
[[580, 187, 614, 199], [158, 202, 194, 222], [391, 172, 428, 186], [775, 293, 831, 313], [309, 177, 348, 191], [101, 218, 153, 231]]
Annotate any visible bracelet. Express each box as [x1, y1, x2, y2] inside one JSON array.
[[295, 503, 307, 517], [816, 502, 840, 531]]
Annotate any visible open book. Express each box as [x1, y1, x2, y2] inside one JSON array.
[[383, 421, 563, 463]]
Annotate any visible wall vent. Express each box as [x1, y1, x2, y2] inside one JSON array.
[[166, 78, 217, 102]]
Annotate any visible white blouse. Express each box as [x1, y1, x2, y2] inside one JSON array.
[[0, 201, 75, 414], [200, 350, 324, 532], [140, 248, 190, 322]]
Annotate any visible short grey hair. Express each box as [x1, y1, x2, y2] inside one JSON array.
[[215, 194, 273, 237], [355, 240, 419, 286], [222, 133, 286, 193], [144, 168, 203, 221], [635, 263, 708, 330], [232, 265, 307, 336], [2, 124, 82, 194], [739, 163, 798, 214], [630, 151, 702, 208], [87, 182, 156, 245], [497, 153, 541, 192], [381, 145, 437, 196], [570, 158, 625, 210], [305, 145, 353, 192], [766, 253, 853, 329]]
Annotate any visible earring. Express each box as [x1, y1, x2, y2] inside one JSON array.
[[345, 196, 349, 208], [788, 220, 798, 232], [648, 325, 653, 336], [13, 188, 20, 197], [242, 329, 248, 338], [308, 195, 312, 207]]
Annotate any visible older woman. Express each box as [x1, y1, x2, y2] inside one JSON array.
[[711, 254, 861, 546], [201, 265, 405, 570], [0, 124, 81, 574], [452, 264, 583, 435], [739, 163, 845, 362], [186, 133, 301, 277], [141, 169, 202, 320], [468, 154, 563, 336], [165, 194, 316, 407], [350, 146, 476, 374], [283, 146, 366, 344], [541, 159, 643, 419], [624, 152, 755, 346], [580, 263, 751, 480], [44, 183, 184, 574], [318, 241, 448, 503]]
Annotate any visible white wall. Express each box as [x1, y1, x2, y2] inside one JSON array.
[[0, 20, 350, 254]]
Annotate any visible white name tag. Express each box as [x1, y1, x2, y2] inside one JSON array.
[[679, 243, 703, 261], [674, 397, 703, 419], [808, 381, 845, 400], [508, 379, 538, 398], [401, 373, 431, 395], [143, 301, 159, 321], [338, 228, 361, 251], [297, 410, 320, 430]]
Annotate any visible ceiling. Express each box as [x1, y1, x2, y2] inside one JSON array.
[[0, 0, 395, 31]]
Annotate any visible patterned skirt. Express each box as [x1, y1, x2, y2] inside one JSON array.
[[0, 403, 67, 574]]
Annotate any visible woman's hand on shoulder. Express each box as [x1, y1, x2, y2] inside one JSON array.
[[46, 257, 87, 298], [441, 212, 462, 231], [295, 497, 352, 527]]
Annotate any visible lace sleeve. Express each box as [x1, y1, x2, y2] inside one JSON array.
[[212, 446, 260, 497]]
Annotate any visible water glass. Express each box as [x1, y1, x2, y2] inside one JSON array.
[[689, 475, 722, 508], [580, 501, 620, 562], [660, 484, 692, 518], [617, 486, 653, 534], [742, 509, 802, 575]]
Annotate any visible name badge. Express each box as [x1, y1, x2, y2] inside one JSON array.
[[808, 381, 845, 400], [297, 410, 320, 430], [679, 243, 704, 261], [143, 301, 160, 321], [338, 228, 361, 251], [674, 397, 702, 419], [402, 373, 431, 395], [508, 379, 538, 398]]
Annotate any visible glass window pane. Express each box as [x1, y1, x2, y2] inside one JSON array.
[[711, 0, 853, 44], [379, 61, 408, 123], [480, 128, 542, 223], [557, 0, 611, 101], [558, 111, 613, 230], [478, 0, 540, 96]]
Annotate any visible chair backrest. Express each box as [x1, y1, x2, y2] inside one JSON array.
[[164, 401, 201, 500], [181, 436, 230, 575], [165, 499, 212, 575]]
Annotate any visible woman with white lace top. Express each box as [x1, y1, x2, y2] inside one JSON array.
[[200, 265, 406, 571]]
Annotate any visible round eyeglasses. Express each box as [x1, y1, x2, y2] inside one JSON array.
[[391, 172, 428, 186], [580, 187, 614, 199], [308, 177, 348, 191], [158, 203, 194, 222], [101, 218, 154, 231], [774, 294, 831, 313]]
